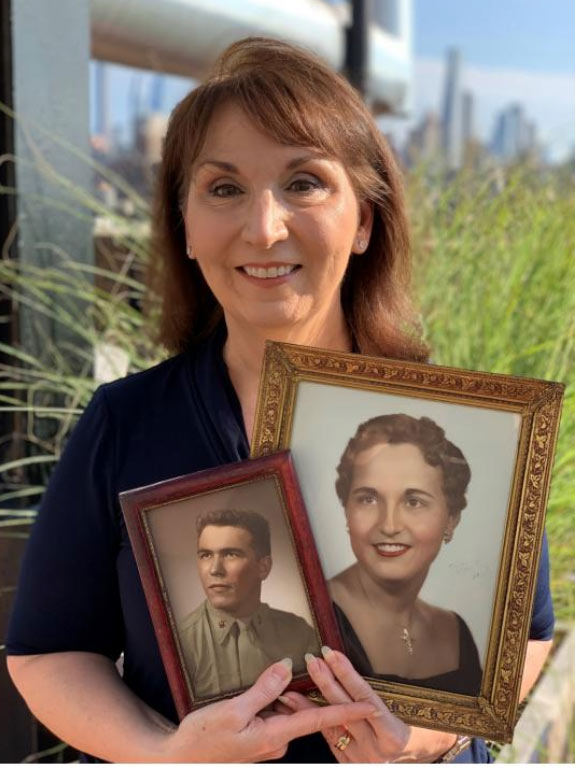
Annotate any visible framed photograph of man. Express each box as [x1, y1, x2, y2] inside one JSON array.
[[250, 341, 564, 742], [120, 451, 342, 718]]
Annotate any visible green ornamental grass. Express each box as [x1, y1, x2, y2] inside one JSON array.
[[409, 163, 575, 621]]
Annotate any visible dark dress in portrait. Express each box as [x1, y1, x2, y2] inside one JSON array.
[[7, 323, 555, 764], [333, 604, 483, 696]]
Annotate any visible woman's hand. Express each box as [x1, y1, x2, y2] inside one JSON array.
[[276, 648, 456, 763], [162, 657, 379, 763]]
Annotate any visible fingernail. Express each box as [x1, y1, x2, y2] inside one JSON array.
[[304, 652, 319, 671], [273, 657, 293, 680], [321, 645, 333, 659], [278, 694, 293, 707], [370, 709, 384, 718]]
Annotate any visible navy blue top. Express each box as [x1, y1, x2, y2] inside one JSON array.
[[6, 326, 555, 763]]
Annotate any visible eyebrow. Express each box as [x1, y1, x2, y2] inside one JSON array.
[[194, 160, 238, 175], [351, 486, 377, 495], [197, 547, 246, 556], [405, 488, 436, 499], [286, 153, 326, 170], [351, 486, 436, 500], [193, 152, 327, 176]]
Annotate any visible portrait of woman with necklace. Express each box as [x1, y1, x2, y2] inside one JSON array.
[[329, 413, 483, 696]]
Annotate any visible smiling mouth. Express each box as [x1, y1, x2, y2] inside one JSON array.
[[239, 264, 300, 279], [374, 543, 411, 557]]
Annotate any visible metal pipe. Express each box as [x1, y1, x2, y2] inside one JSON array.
[[89, 0, 411, 115], [345, 0, 370, 98]]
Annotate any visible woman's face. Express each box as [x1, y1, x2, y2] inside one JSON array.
[[344, 441, 458, 588], [183, 102, 372, 334]]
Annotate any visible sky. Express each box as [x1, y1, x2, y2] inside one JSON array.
[[389, 0, 575, 161], [91, 0, 575, 162], [414, 0, 574, 74]]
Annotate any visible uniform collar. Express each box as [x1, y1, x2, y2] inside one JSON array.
[[204, 600, 270, 645]]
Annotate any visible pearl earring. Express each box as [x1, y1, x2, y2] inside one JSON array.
[[357, 236, 366, 251], [186, 245, 194, 259]]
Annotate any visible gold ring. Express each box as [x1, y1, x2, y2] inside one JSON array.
[[334, 730, 352, 751]]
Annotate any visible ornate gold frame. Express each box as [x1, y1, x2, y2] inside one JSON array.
[[250, 341, 564, 742]]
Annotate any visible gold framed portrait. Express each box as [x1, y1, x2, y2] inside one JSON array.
[[250, 341, 564, 742]]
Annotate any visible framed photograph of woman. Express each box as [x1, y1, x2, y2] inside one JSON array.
[[120, 451, 343, 719], [250, 341, 564, 741]]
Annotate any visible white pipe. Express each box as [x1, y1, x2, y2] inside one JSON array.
[[90, 0, 411, 113]]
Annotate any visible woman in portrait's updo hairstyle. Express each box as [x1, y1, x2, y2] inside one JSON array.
[[6, 37, 554, 765], [335, 414, 471, 516]]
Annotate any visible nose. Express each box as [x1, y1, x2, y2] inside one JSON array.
[[241, 189, 289, 249], [377, 503, 403, 537], [209, 555, 226, 576]]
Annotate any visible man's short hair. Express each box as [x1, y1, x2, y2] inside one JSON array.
[[196, 509, 271, 558]]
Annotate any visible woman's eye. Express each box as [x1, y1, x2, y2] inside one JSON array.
[[354, 493, 377, 505], [210, 183, 241, 198], [406, 496, 426, 509], [288, 177, 322, 193]]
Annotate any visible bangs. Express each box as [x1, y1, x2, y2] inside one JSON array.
[[236, 72, 348, 158], [182, 67, 376, 186]]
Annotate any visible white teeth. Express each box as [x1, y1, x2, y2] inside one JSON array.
[[243, 265, 296, 278], [376, 544, 407, 553]]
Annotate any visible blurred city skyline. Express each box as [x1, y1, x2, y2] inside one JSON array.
[[90, 0, 574, 166]]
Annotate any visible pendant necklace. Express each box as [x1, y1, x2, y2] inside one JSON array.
[[358, 569, 416, 656], [398, 609, 416, 655], [400, 626, 415, 655]]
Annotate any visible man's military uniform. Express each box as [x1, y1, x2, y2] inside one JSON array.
[[179, 600, 320, 699]]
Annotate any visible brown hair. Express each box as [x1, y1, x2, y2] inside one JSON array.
[[335, 414, 471, 518], [196, 509, 271, 558], [150, 36, 428, 360]]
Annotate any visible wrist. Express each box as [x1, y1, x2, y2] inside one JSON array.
[[155, 729, 183, 764], [138, 709, 180, 763], [433, 735, 471, 763], [393, 727, 457, 763], [434, 733, 459, 759]]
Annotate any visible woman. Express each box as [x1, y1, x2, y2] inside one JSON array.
[[329, 414, 482, 696], [6, 38, 553, 763]]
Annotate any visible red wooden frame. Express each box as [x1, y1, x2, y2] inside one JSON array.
[[120, 450, 343, 719]]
